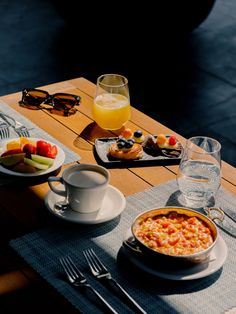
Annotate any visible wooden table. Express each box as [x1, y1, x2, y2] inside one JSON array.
[[0, 77, 236, 313]]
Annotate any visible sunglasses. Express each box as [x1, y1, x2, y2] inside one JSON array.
[[19, 88, 81, 116]]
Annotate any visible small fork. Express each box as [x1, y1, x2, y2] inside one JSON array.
[[59, 255, 118, 314], [83, 249, 147, 314], [0, 112, 30, 137], [0, 122, 10, 139]]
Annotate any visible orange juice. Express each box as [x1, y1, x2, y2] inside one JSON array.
[[93, 93, 131, 130]]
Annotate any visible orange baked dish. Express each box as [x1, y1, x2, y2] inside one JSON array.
[[135, 212, 214, 256]]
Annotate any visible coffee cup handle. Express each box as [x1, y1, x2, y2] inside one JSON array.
[[48, 176, 66, 197]]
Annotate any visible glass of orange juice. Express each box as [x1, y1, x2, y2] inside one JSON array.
[[93, 74, 131, 130]]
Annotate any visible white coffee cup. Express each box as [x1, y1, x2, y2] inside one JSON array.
[[48, 164, 110, 213]]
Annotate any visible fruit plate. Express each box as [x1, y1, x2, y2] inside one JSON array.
[[94, 136, 183, 168], [0, 138, 65, 177]]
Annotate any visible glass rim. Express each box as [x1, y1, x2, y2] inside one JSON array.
[[186, 136, 221, 154], [97, 74, 128, 88]]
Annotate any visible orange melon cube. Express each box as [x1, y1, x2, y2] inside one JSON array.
[[120, 128, 133, 139], [156, 134, 167, 145], [6, 140, 21, 150]]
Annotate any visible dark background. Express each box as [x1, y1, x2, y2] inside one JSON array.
[[0, 0, 235, 166]]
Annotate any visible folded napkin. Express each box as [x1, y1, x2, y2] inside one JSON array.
[[0, 101, 80, 185], [10, 180, 236, 314]]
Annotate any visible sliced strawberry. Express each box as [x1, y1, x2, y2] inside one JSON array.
[[45, 145, 58, 159], [36, 140, 58, 159], [36, 140, 50, 150], [36, 140, 51, 157], [48, 145, 58, 159]]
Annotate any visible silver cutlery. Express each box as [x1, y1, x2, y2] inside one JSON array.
[[83, 248, 147, 314], [0, 112, 31, 137], [0, 122, 10, 139], [59, 255, 118, 314], [54, 201, 68, 212]]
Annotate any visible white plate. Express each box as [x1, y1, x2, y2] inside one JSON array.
[[45, 184, 126, 224], [0, 137, 65, 177], [121, 229, 228, 280]]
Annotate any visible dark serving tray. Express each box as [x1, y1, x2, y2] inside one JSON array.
[[94, 137, 183, 168]]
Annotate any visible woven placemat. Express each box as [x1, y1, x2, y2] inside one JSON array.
[[10, 180, 236, 314], [0, 101, 80, 185]]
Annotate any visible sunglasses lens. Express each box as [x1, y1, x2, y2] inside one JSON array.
[[53, 94, 80, 110], [22, 89, 48, 108]]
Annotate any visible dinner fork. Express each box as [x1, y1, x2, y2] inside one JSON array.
[[0, 112, 30, 137], [59, 255, 118, 314], [0, 122, 10, 139], [83, 249, 147, 314]]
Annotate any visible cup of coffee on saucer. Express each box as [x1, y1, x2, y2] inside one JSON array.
[[48, 163, 110, 214]]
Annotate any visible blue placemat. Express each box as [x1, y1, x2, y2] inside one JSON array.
[[0, 101, 80, 185], [9, 180, 236, 314]]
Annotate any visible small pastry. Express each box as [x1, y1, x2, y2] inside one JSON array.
[[142, 134, 156, 147], [166, 135, 179, 150], [120, 128, 133, 139], [142, 134, 162, 156], [158, 134, 181, 157], [133, 130, 145, 143], [143, 133, 181, 157], [156, 134, 168, 148], [108, 137, 143, 160], [157, 134, 179, 150]]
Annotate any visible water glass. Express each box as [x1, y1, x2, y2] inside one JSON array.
[[177, 136, 221, 208]]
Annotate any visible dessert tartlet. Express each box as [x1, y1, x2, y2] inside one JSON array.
[[108, 137, 143, 160], [143, 133, 181, 157], [156, 134, 179, 150], [133, 130, 145, 143]]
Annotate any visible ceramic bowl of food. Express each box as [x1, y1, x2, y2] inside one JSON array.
[[129, 206, 219, 265]]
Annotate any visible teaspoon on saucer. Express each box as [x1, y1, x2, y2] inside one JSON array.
[[54, 201, 68, 212]]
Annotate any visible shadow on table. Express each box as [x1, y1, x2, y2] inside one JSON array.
[[44, 211, 121, 238], [116, 247, 222, 296], [165, 189, 216, 210], [73, 122, 115, 151], [0, 167, 62, 187]]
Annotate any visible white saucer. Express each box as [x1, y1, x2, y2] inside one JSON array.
[[45, 184, 126, 224], [121, 229, 228, 281]]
